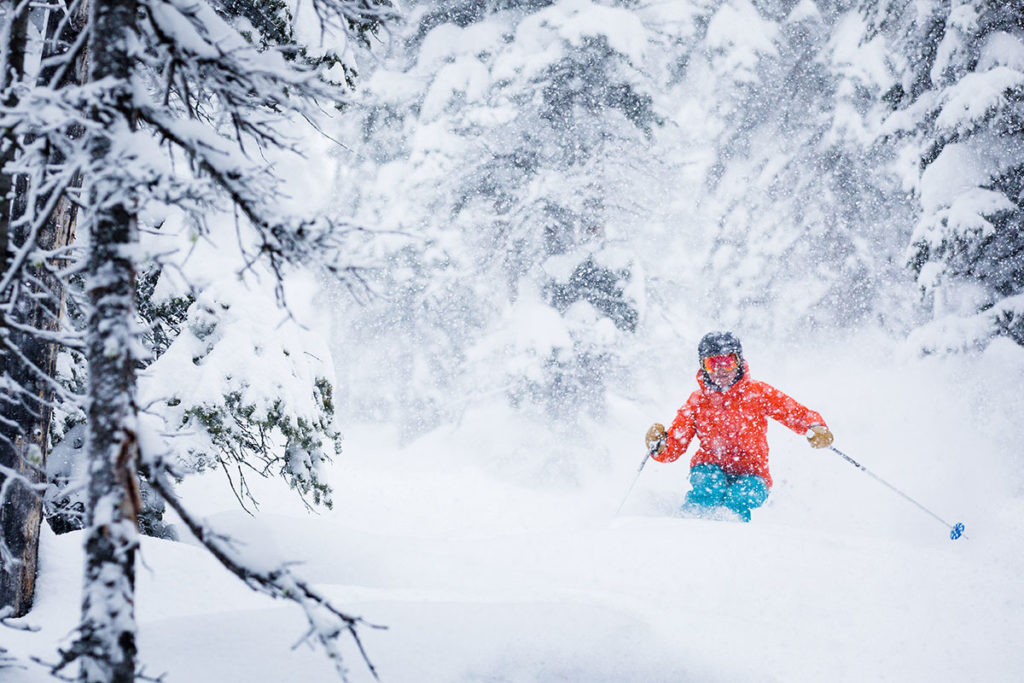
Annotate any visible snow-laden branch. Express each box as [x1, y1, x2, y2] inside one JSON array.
[[135, 102, 379, 297], [140, 456, 384, 680], [0, 323, 82, 407], [146, 0, 315, 84]]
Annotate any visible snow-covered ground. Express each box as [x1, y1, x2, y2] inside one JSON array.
[[6, 334, 1024, 682]]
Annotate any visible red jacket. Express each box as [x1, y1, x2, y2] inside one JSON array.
[[653, 363, 825, 487]]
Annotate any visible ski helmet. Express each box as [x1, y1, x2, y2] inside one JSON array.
[[697, 331, 744, 390], [698, 331, 743, 361]]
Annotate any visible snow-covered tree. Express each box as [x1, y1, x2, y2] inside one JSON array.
[[867, 0, 1024, 352], [673, 0, 913, 338], [2, 0, 395, 677], [138, 256, 342, 514], [333, 0, 682, 439]]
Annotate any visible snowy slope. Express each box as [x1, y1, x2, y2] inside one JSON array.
[[5, 334, 1023, 682]]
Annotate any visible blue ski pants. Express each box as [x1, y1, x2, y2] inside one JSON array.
[[685, 463, 769, 522]]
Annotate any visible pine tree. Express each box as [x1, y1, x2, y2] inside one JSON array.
[[676, 0, 913, 337], [2, 0, 396, 677], [138, 265, 342, 513], [333, 0, 673, 436], [866, 0, 1024, 351]]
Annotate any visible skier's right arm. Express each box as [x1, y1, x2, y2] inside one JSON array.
[[653, 400, 696, 463]]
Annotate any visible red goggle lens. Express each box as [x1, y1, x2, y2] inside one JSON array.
[[702, 354, 739, 373]]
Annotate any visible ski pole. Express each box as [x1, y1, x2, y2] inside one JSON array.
[[615, 440, 662, 515], [829, 446, 965, 541]]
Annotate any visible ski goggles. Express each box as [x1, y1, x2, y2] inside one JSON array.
[[701, 354, 739, 373]]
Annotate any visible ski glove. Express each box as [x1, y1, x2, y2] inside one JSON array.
[[807, 424, 834, 449], [645, 423, 667, 455]]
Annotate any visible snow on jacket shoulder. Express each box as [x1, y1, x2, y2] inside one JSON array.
[[651, 362, 825, 488]]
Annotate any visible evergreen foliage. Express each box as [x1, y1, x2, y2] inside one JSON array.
[[333, 0, 675, 439], [677, 0, 913, 336], [868, 0, 1024, 351]]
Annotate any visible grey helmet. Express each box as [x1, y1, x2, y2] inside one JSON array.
[[698, 331, 743, 361], [698, 331, 744, 389]]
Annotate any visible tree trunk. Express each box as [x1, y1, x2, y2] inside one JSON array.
[[0, 0, 88, 618], [0, 177, 81, 619], [0, 0, 30, 264], [0, 0, 36, 619], [76, 0, 139, 680]]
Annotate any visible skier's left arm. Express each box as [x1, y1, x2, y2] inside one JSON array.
[[758, 382, 833, 448]]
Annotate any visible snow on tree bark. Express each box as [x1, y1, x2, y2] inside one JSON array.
[[68, 0, 142, 680]]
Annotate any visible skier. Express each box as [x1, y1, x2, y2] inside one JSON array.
[[645, 331, 833, 522]]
